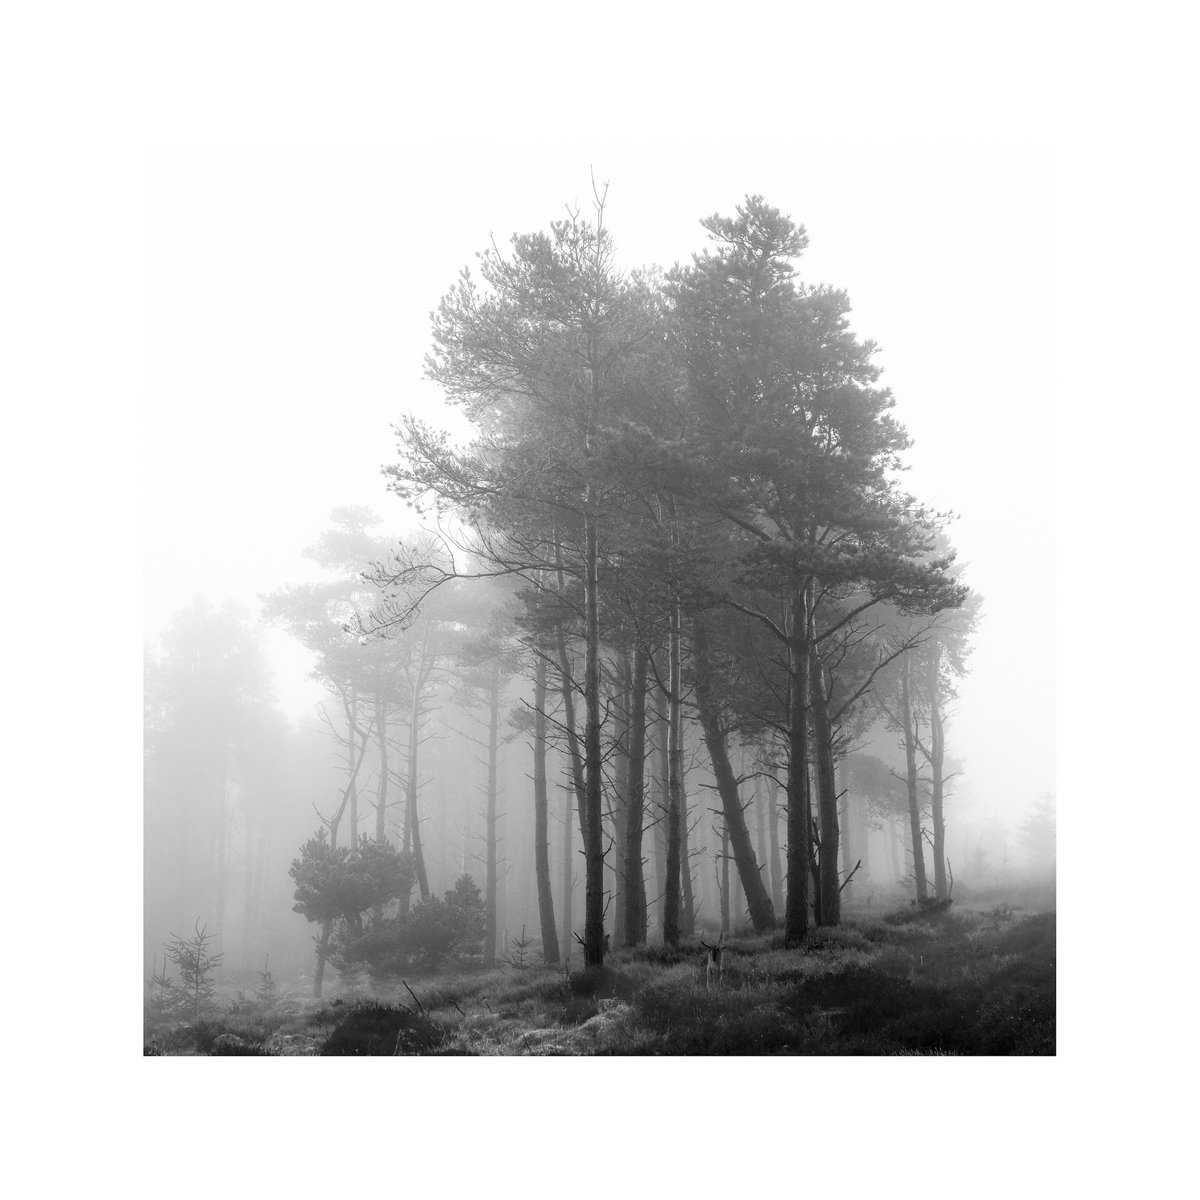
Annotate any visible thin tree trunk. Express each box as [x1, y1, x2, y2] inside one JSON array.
[[653, 692, 669, 931], [552, 541, 590, 853], [610, 656, 630, 949], [623, 643, 649, 946], [928, 647, 948, 900], [768, 770, 784, 913], [376, 694, 388, 842], [484, 661, 500, 967], [533, 656, 560, 963], [372, 693, 388, 923], [214, 759, 228, 956], [784, 583, 812, 947], [692, 618, 776, 931], [680, 749, 695, 937], [663, 600, 683, 947], [560, 772, 574, 962], [347, 692, 359, 847], [900, 651, 929, 902], [720, 822, 730, 934], [581, 503, 606, 966]]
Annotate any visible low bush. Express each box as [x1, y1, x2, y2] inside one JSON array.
[[321, 1001, 445, 1056]]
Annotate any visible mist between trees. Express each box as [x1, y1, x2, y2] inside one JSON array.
[[144, 193, 1055, 999]]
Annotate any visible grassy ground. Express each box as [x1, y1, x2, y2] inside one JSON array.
[[144, 899, 1054, 1056]]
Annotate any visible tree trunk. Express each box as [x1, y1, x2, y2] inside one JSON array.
[[692, 618, 776, 931], [754, 774, 769, 908], [241, 793, 255, 968], [214, 760, 228, 957], [927, 647, 948, 900], [610, 657, 630, 949], [347, 692, 359, 847], [784, 585, 812, 946], [552, 544, 590, 853], [768, 770, 784, 913], [900, 651, 929, 902], [680, 745, 695, 938], [560, 771, 574, 962], [533, 656, 560, 963], [720, 822, 730, 934], [663, 599, 683, 947], [623, 643, 649, 946], [375, 694, 388, 842], [581, 503, 606, 966], [809, 644, 842, 925], [484, 661, 500, 967], [412, 697, 431, 903], [653, 692, 669, 931], [372, 693, 388, 923], [312, 920, 331, 999]]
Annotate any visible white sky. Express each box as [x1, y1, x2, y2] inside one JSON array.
[[145, 142, 1055, 829]]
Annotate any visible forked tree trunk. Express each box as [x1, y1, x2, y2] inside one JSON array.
[[533, 656, 560, 963]]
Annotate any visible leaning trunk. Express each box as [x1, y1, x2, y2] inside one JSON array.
[[692, 619, 776, 931]]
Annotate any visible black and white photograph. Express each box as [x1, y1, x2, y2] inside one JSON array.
[[10, 1, 1193, 1194]]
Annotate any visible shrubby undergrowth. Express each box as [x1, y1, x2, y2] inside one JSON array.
[[145, 902, 1054, 1056]]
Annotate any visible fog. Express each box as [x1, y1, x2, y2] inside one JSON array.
[[143, 144, 1056, 1058]]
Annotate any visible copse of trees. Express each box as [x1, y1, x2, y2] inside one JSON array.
[[367, 191, 971, 965]]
